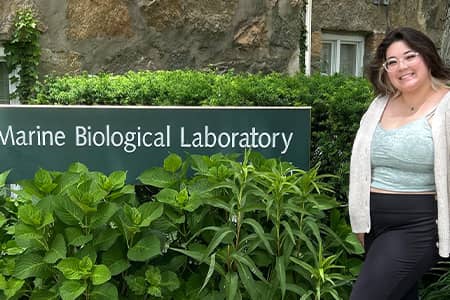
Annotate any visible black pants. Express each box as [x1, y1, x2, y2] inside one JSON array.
[[350, 192, 439, 300]]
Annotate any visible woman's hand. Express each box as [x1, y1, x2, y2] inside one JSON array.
[[356, 233, 365, 247]]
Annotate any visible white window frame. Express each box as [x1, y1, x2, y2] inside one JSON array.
[[320, 33, 365, 77], [0, 44, 18, 104]]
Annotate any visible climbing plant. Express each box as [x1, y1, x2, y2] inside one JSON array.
[[5, 8, 41, 103]]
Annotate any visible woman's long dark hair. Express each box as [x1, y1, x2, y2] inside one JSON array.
[[367, 27, 450, 96]]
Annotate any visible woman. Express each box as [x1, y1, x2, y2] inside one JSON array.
[[349, 27, 450, 300]]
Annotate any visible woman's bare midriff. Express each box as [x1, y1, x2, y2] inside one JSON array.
[[370, 187, 436, 195]]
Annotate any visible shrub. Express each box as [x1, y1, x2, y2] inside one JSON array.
[[0, 153, 363, 299]]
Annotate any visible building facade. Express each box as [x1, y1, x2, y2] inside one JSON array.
[[309, 0, 449, 76], [0, 0, 448, 103]]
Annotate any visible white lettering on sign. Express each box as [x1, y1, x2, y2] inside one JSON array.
[[0, 124, 295, 155], [75, 125, 171, 153], [0, 125, 66, 146], [180, 126, 293, 154]]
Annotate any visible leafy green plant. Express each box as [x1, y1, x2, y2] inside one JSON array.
[[5, 9, 41, 103], [138, 151, 362, 299], [0, 152, 362, 299], [419, 262, 450, 300]]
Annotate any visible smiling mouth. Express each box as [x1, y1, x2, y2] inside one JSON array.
[[399, 73, 415, 80]]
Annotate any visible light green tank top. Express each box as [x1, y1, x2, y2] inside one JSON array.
[[370, 112, 435, 192]]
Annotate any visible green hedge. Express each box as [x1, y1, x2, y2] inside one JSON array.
[[33, 71, 373, 201]]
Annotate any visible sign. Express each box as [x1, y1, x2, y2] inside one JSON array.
[[0, 105, 311, 183]]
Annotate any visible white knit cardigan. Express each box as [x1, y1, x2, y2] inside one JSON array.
[[348, 91, 450, 258]]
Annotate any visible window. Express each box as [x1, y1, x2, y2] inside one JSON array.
[[0, 45, 9, 103], [320, 33, 365, 77]]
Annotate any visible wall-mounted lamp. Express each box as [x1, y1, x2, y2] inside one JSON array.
[[373, 0, 390, 5]]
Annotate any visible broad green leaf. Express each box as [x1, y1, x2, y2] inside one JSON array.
[[163, 153, 182, 173], [119, 184, 135, 194], [36, 195, 59, 214], [0, 274, 6, 289], [79, 256, 94, 272], [64, 227, 93, 246], [139, 202, 164, 227], [154, 188, 178, 206], [127, 234, 161, 261], [148, 286, 162, 297], [89, 202, 119, 229], [108, 170, 127, 190], [0, 256, 15, 276], [93, 228, 121, 251], [67, 181, 108, 211], [0, 212, 5, 228], [67, 162, 89, 173], [177, 188, 189, 205], [0, 169, 11, 187], [18, 205, 52, 227], [145, 265, 161, 286], [3, 240, 25, 256], [101, 245, 130, 275], [44, 233, 67, 263], [59, 280, 87, 300], [0, 276, 24, 299], [76, 243, 97, 262], [138, 167, 178, 188], [91, 265, 111, 285], [123, 205, 142, 225], [14, 223, 46, 250], [183, 191, 204, 212], [13, 253, 50, 279], [90, 282, 119, 300], [34, 168, 57, 194], [164, 206, 185, 224], [125, 275, 146, 295], [54, 197, 84, 226], [160, 271, 180, 292], [56, 258, 88, 280], [53, 172, 80, 194], [30, 289, 58, 300]]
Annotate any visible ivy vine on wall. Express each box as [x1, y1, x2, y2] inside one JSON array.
[[5, 9, 41, 103]]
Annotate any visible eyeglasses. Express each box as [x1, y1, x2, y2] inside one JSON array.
[[382, 52, 421, 72]]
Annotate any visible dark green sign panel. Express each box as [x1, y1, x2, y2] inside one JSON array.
[[0, 105, 310, 183]]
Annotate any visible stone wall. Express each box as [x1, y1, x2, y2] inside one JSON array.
[[0, 0, 448, 77], [0, 0, 306, 76]]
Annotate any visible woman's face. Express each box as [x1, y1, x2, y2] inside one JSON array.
[[384, 40, 431, 93]]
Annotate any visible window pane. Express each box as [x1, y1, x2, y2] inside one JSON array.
[[339, 43, 357, 75], [0, 62, 9, 103], [320, 43, 332, 75]]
